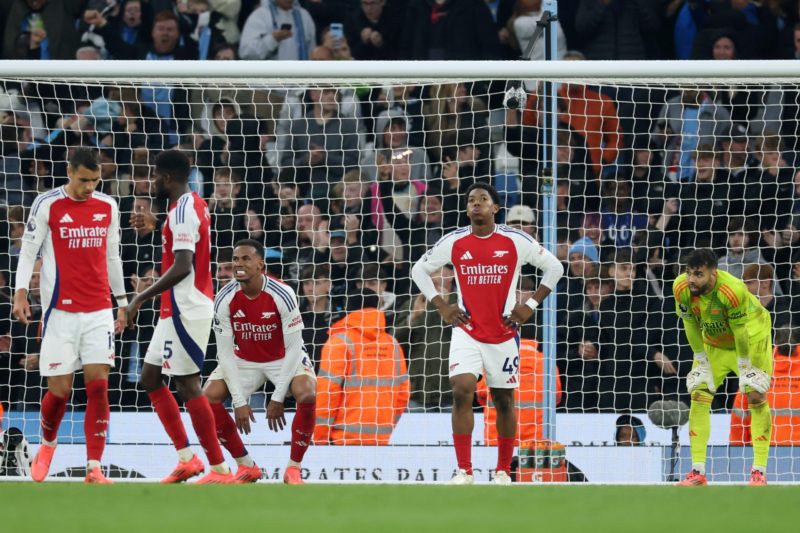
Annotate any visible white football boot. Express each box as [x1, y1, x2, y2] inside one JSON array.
[[492, 471, 512, 485], [448, 469, 475, 485]]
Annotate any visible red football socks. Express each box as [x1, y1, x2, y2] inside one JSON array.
[[41, 391, 68, 443], [290, 402, 316, 463], [496, 436, 515, 474], [186, 396, 225, 466], [148, 385, 189, 450], [210, 402, 247, 459], [84, 379, 109, 462], [453, 433, 473, 475]]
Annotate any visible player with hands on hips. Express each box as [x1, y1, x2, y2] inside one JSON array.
[[411, 184, 563, 485]]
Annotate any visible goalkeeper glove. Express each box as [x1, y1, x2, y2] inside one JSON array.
[[686, 352, 716, 393], [738, 357, 770, 394]]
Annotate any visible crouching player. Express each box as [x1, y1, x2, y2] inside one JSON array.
[[675, 249, 772, 486], [206, 239, 317, 484]]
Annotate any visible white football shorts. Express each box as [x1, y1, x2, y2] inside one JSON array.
[[208, 353, 316, 399], [144, 316, 212, 376], [40, 308, 116, 377], [448, 327, 520, 389]]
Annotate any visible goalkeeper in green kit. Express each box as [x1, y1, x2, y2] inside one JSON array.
[[673, 250, 772, 486]]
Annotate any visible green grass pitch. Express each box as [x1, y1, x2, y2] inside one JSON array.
[[2, 483, 799, 533]]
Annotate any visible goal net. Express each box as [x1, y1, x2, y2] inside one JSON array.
[[1, 60, 799, 483]]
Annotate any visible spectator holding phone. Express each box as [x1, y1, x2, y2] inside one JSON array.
[[239, 0, 316, 60]]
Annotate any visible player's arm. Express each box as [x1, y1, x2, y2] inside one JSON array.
[[410, 233, 468, 326], [723, 283, 770, 393], [106, 200, 128, 333], [212, 296, 254, 433], [266, 286, 306, 432], [674, 279, 716, 393], [13, 202, 50, 324], [127, 208, 197, 326], [506, 235, 564, 326]]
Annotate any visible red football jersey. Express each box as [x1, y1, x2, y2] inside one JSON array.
[[413, 225, 554, 344], [22, 186, 119, 313], [160, 192, 213, 320], [213, 275, 304, 363]]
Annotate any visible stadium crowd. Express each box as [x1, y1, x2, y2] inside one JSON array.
[[1, 0, 800, 424]]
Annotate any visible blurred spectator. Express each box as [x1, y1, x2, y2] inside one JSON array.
[[2, 0, 84, 59], [84, 0, 151, 58], [327, 229, 366, 297], [718, 216, 771, 280], [743, 263, 792, 328], [597, 249, 657, 411], [344, 0, 403, 60], [562, 276, 609, 411], [314, 289, 409, 445], [299, 264, 339, 366], [615, 415, 645, 445], [762, 215, 800, 296], [404, 0, 502, 60], [356, 263, 402, 326], [121, 196, 162, 284], [207, 0, 243, 45], [279, 88, 360, 200], [575, 0, 659, 60], [424, 83, 490, 164], [239, 0, 316, 60], [373, 115, 430, 181], [208, 167, 247, 249], [214, 247, 235, 289], [653, 89, 731, 182], [507, 0, 566, 60], [745, 136, 794, 231], [86, 8, 199, 59], [394, 266, 455, 410], [506, 204, 536, 238], [599, 180, 648, 251]]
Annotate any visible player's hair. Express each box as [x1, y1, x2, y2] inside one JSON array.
[[685, 249, 718, 270], [464, 182, 500, 207], [154, 150, 191, 183], [743, 262, 774, 282], [233, 239, 265, 259], [68, 147, 100, 171]]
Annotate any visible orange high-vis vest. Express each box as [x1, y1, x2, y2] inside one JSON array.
[[730, 346, 800, 445], [476, 338, 562, 446], [313, 308, 410, 445]]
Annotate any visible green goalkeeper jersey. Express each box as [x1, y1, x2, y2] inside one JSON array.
[[673, 269, 771, 357]]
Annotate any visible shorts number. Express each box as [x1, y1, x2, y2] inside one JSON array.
[[164, 340, 174, 360], [108, 332, 113, 350], [502, 356, 519, 374]]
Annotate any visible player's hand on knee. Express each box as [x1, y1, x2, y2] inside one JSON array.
[[686, 362, 715, 394], [266, 400, 286, 432], [235, 405, 255, 435], [738, 358, 770, 394]]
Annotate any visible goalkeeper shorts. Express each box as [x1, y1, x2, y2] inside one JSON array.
[[695, 336, 773, 392]]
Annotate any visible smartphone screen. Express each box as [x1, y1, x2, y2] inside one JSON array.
[[329, 23, 344, 40], [281, 23, 292, 31]]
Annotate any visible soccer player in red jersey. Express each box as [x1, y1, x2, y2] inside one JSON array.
[[411, 183, 564, 484], [13, 148, 127, 484], [126, 150, 232, 484], [205, 239, 316, 484]]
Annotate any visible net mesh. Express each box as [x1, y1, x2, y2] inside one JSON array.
[[1, 74, 800, 482]]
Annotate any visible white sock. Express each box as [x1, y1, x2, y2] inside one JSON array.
[[287, 460, 301, 469], [211, 463, 231, 474], [752, 465, 766, 473], [692, 463, 706, 475], [43, 438, 57, 447], [177, 447, 194, 462], [87, 460, 102, 471], [235, 455, 255, 467]]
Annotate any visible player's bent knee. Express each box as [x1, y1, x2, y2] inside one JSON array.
[[47, 376, 73, 398], [174, 375, 203, 401], [204, 379, 229, 404], [691, 390, 714, 404], [140, 363, 163, 392]]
